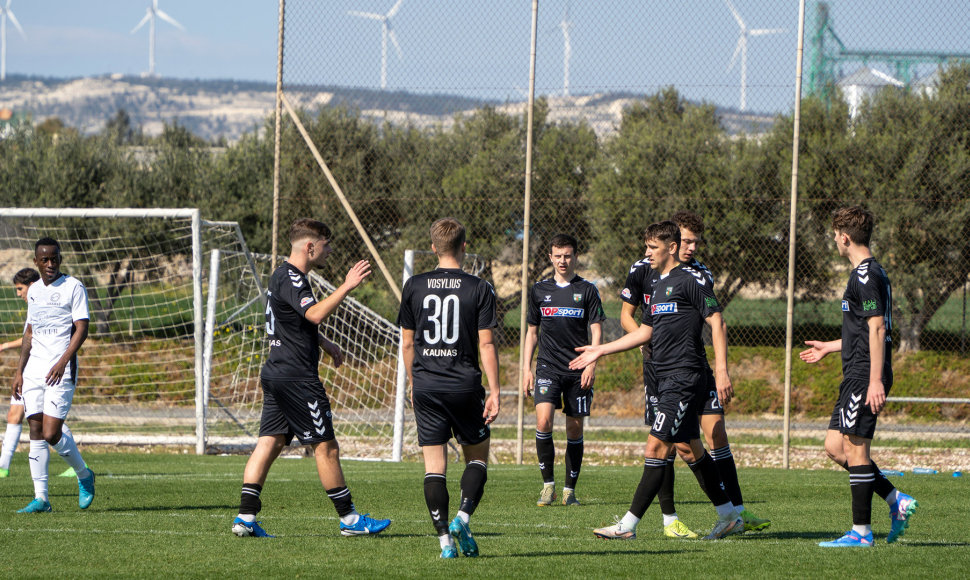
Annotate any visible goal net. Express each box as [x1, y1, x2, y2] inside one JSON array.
[[0, 209, 413, 460]]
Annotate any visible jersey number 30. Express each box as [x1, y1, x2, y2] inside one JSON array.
[[423, 294, 459, 345]]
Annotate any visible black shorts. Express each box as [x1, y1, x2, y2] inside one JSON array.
[[259, 378, 336, 445], [828, 377, 892, 440], [697, 368, 725, 416], [533, 366, 592, 417], [649, 371, 703, 443], [643, 360, 658, 426], [413, 388, 490, 447]]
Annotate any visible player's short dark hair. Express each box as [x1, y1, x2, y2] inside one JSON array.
[[13, 268, 40, 286], [430, 218, 465, 257], [549, 233, 578, 254], [34, 237, 60, 252], [289, 218, 331, 244], [671, 210, 705, 237], [832, 206, 874, 247], [644, 221, 681, 248]]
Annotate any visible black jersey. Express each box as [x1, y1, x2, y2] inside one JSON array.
[[261, 261, 321, 381], [644, 264, 722, 378], [527, 275, 606, 374], [621, 258, 658, 362], [397, 268, 498, 393], [840, 257, 893, 382], [684, 258, 714, 285]]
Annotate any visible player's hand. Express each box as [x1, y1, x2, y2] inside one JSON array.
[[12, 373, 23, 401], [715, 369, 733, 406], [580, 363, 596, 390], [569, 345, 602, 371], [866, 381, 886, 414], [799, 341, 829, 364], [321, 339, 344, 368], [523, 370, 534, 397], [483, 392, 500, 425], [46, 360, 68, 386], [342, 260, 372, 291]]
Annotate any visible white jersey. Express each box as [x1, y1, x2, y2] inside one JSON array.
[[24, 273, 89, 382]]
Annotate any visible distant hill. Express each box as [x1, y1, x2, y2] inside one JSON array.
[[0, 75, 776, 143]]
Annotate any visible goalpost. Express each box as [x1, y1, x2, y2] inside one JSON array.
[[0, 208, 412, 459]]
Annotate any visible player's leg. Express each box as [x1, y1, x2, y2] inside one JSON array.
[[562, 376, 590, 505], [0, 400, 25, 476], [645, 364, 690, 536], [17, 380, 51, 513], [449, 391, 492, 557], [534, 391, 557, 506], [56, 423, 83, 477], [594, 434, 671, 539], [678, 437, 743, 539], [820, 379, 876, 547], [42, 381, 94, 508], [701, 413, 769, 532], [421, 443, 456, 557]]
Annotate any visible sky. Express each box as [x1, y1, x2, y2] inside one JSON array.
[[2, 1, 968, 114]]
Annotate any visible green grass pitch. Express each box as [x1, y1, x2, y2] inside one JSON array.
[[1, 453, 967, 578]]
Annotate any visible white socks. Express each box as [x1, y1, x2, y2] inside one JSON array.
[[28, 440, 50, 501], [0, 422, 22, 470], [52, 426, 90, 479]]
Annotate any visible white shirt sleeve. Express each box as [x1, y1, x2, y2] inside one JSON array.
[[71, 280, 90, 322]]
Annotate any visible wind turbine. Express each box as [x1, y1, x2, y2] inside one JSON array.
[[131, 0, 185, 77], [559, 2, 573, 97], [724, 0, 785, 112], [348, 0, 404, 90], [1, 0, 26, 82]]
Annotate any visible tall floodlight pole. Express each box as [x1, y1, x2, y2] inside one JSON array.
[[517, 0, 540, 465], [783, 0, 809, 470]]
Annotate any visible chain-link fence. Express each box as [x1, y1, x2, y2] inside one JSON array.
[[273, 1, 970, 463]]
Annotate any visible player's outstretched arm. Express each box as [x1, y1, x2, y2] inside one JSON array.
[[570, 324, 652, 371], [799, 339, 842, 364], [0, 337, 23, 352], [521, 325, 539, 397], [479, 328, 500, 425], [706, 312, 733, 405], [580, 322, 603, 389], [305, 260, 372, 325]]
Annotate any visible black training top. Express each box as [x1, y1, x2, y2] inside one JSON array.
[[527, 275, 606, 374], [643, 263, 722, 378], [397, 268, 498, 392], [261, 261, 321, 381], [840, 257, 893, 383]]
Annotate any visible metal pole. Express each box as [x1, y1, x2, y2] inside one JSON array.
[[191, 210, 206, 455], [782, 0, 809, 470], [393, 249, 415, 462], [516, 0, 540, 465], [203, 250, 221, 413], [271, 0, 286, 268]]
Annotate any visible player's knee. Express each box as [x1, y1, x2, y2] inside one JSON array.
[[823, 440, 843, 463], [707, 423, 728, 448]]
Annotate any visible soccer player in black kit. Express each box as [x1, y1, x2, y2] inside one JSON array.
[[523, 233, 604, 507], [232, 218, 390, 538], [801, 207, 917, 547], [571, 221, 743, 540], [398, 218, 501, 559], [620, 211, 770, 537]]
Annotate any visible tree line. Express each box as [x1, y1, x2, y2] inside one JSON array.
[[3, 65, 970, 352]]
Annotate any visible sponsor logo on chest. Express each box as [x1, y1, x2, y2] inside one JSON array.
[[651, 302, 677, 315], [541, 306, 584, 318]]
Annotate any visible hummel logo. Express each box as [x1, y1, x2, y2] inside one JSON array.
[[570, 470, 579, 478], [539, 462, 545, 470], [858, 275, 869, 285], [304, 431, 311, 438], [314, 418, 324, 428], [307, 401, 319, 410], [310, 409, 321, 419], [432, 509, 441, 520], [315, 426, 326, 436]]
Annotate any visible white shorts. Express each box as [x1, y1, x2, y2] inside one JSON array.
[[20, 377, 76, 419]]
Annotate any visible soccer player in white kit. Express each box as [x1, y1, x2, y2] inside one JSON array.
[[12, 238, 95, 513]]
